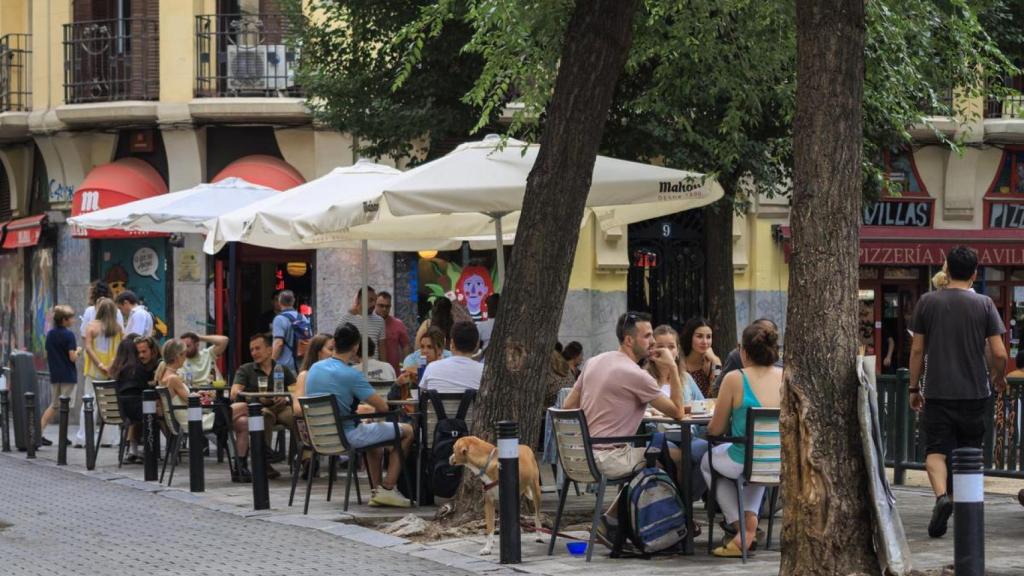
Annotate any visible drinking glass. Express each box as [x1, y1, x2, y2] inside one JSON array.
[[257, 376, 268, 393]]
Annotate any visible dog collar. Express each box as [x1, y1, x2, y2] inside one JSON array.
[[475, 448, 498, 491]]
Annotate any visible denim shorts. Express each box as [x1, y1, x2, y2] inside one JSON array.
[[346, 421, 398, 449]]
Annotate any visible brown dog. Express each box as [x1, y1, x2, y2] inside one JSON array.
[[450, 436, 544, 555]]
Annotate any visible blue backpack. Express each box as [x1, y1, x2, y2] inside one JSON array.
[[280, 310, 313, 358], [626, 433, 688, 554]]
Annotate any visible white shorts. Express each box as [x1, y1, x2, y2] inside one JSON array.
[[346, 422, 398, 449]]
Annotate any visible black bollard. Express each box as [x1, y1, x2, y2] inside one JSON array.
[[57, 396, 70, 465], [953, 447, 985, 576], [84, 396, 96, 470], [0, 388, 9, 452], [142, 389, 158, 481], [188, 395, 205, 492], [248, 403, 269, 510], [496, 421, 521, 564], [24, 392, 36, 459]]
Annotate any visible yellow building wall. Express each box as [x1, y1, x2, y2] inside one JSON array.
[[32, 0, 70, 110], [0, 1, 29, 35], [568, 214, 628, 292], [734, 216, 789, 293], [160, 2, 198, 102]]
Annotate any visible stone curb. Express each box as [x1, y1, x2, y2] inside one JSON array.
[[1, 451, 524, 575]]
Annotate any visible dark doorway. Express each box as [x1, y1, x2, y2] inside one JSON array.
[[627, 211, 706, 331]]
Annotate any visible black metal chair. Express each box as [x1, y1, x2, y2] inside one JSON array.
[[546, 408, 648, 562], [299, 395, 412, 511], [92, 381, 130, 468], [706, 407, 782, 563]]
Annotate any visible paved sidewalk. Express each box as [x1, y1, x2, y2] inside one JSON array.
[[11, 424, 1024, 575]]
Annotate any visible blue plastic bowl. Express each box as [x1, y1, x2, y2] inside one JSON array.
[[566, 541, 588, 556]]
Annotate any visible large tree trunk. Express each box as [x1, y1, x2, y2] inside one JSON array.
[[453, 0, 638, 513], [781, 0, 876, 575], [704, 189, 737, 387]]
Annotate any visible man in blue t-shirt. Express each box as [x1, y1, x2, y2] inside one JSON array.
[[271, 290, 307, 372], [305, 322, 413, 508]]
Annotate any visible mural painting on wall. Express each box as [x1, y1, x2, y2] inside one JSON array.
[[97, 239, 169, 339], [422, 261, 499, 321], [0, 253, 23, 367], [29, 248, 55, 365]]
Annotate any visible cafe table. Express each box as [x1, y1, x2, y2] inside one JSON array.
[[642, 412, 713, 555]]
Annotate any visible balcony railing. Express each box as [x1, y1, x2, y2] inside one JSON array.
[[0, 34, 30, 112], [985, 74, 1024, 119], [195, 13, 301, 98], [63, 18, 159, 104], [919, 86, 954, 116]]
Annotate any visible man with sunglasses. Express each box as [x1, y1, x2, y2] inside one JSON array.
[[564, 311, 686, 480]]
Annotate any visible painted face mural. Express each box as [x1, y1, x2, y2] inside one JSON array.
[[455, 266, 494, 320]]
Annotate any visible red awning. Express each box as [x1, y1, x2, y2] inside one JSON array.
[[71, 158, 168, 239], [212, 155, 305, 191], [2, 214, 46, 249], [781, 226, 1024, 266]]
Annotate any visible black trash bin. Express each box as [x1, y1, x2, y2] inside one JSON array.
[[9, 352, 41, 451]]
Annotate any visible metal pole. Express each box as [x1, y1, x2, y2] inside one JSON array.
[[361, 239, 369, 375], [142, 389, 158, 481], [496, 420, 521, 564], [0, 388, 9, 452], [952, 447, 984, 576], [248, 403, 270, 510], [83, 396, 96, 470], [24, 392, 36, 459], [57, 396, 70, 465], [894, 369, 908, 485], [188, 395, 205, 492]]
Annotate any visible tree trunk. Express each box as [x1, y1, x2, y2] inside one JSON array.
[[781, 1, 877, 575], [453, 0, 638, 514], [704, 189, 737, 390]]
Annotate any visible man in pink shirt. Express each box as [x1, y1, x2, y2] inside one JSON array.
[[375, 291, 411, 375], [564, 311, 685, 479]]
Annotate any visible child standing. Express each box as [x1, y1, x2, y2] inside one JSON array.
[[42, 305, 79, 446]]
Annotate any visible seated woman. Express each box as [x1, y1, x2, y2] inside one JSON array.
[[291, 333, 335, 416], [108, 334, 161, 464], [701, 321, 782, 558], [396, 327, 446, 396], [157, 339, 222, 439], [647, 325, 709, 501]]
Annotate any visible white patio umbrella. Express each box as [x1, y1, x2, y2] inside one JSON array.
[[68, 177, 279, 234], [292, 135, 724, 280]]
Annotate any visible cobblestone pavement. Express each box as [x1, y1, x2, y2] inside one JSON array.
[[0, 455, 478, 576]]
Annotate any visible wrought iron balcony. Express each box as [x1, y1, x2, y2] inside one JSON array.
[[63, 18, 159, 104], [0, 34, 30, 112], [195, 13, 301, 98], [985, 74, 1024, 119]]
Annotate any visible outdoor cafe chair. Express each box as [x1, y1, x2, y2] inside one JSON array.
[[92, 380, 131, 468], [299, 395, 413, 511], [153, 387, 229, 486], [546, 408, 649, 562], [706, 407, 782, 563], [287, 414, 359, 512]]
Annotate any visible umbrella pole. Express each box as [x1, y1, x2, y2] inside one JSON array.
[[493, 213, 505, 289], [361, 239, 369, 375]]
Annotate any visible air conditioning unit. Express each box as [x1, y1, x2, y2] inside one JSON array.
[[226, 44, 297, 92]]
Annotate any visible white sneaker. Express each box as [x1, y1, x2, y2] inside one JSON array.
[[369, 487, 411, 508], [367, 489, 380, 507]]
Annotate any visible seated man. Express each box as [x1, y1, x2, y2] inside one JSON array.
[[178, 331, 229, 387], [305, 323, 414, 507], [230, 333, 296, 481], [563, 312, 685, 481], [420, 321, 484, 393]]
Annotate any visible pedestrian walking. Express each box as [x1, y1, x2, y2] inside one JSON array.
[[115, 291, 153, 338], [41, 305, 80, 447], [909, 246, 1008, 538]]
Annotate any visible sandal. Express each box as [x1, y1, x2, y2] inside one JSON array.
[[712, 540, 753, 558]]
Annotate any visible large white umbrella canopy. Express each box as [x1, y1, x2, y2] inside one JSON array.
[[203, 160, 466, 255], [68, 177, 279, 234], [291, 135, 724, 278]]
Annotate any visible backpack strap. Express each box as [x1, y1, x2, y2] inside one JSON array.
[[455, 389, 477, 420], [278, 310, 298, 352], [427, 389, 449, 421], [645, 432, 666, 468]]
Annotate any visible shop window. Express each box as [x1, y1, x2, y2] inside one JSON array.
[[859, 267, 879, 280], [883, 267, 920, 280], [989, 150, 1024, 198]]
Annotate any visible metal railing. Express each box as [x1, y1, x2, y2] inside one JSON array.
[[984, 74, 1024, 119], [878, 370, 1024, 482], [195, 13, 301, 98], [919, 86, 954, 116], [63, 18, 159, 104], [0, 34, 30, 112]]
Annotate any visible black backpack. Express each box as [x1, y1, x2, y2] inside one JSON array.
[[427, 389, 476, 499]]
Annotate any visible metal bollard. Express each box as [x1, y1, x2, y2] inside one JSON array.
[[953, 447, 985, 576], [57, 396, 70, 465], [248, 403, 269, 510], [24, 392, 36, 459], [142, 389, 158, 481], [188, 395, 205, 492], [496, 421, 521, 564], [84, 396, 96, 470], [0, 388, 9, 452]]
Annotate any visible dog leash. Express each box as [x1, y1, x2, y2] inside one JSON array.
[[521, 521, 583, 541], [474, 448, 499, 492]]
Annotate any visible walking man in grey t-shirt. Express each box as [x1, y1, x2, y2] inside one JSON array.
[[909, 246, 1008, 538]]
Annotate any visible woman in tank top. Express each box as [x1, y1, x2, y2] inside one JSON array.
[[75, 298, 123, 447], [701, 321, 782, 558]]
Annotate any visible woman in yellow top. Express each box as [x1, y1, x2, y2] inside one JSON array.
[[75, 297, 123, 447]]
